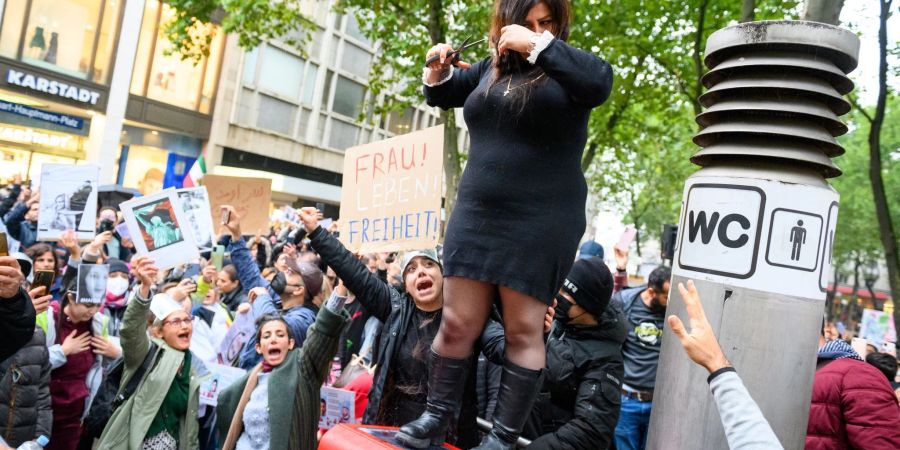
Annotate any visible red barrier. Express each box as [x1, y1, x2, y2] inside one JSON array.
[[318, 424, 460, 450]]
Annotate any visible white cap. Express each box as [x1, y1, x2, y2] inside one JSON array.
[[150, 293, 183, 322]]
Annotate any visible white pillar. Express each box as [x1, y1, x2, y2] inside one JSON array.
[[88, 0, 146, 183]]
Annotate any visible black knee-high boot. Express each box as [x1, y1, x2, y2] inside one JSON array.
[[475, 362, 545, 450], [396, 348, 472, 449]]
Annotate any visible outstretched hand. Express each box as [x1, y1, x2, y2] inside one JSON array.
[[297, 207, 323, 234], [221, 205, 242, 240], [667, 280, 730, 373]]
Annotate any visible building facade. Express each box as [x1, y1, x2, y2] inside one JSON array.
[[0, 0, 223, 197], [204, 0, 458, 216], [1, 0, 462, 216]]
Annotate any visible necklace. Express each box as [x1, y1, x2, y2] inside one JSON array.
[[503, 73, 546, 96]]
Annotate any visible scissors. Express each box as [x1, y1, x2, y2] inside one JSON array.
[[424, 35, 486, 67]]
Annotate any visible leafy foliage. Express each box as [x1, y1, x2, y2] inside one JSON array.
[[164, 0, 316, 62]]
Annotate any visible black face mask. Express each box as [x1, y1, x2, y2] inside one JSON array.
[[554, 293, 574, 324]]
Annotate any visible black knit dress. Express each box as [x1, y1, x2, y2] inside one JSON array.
[[424, 39, 613, 304]]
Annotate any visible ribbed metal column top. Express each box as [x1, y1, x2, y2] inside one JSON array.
[[692, 21, 860, 178]]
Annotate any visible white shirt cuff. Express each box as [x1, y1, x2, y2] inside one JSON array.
[[422, 66, 454, 87], [527, 30, 555, 65]]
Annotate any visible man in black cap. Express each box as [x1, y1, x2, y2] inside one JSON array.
[[481, 256, 626, 449]]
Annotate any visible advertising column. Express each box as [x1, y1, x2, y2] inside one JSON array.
[[646, 21, 859, 449]]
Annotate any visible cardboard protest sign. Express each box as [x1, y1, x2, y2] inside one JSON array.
[[77, 264, 108, 304], [339, 125, 444, 253], [318, 386, 357, 430], [202, 174, 272, 234], [120, 189, 199, 269], [859, 308, 897, 347], [177, 187, 216, 251], [37, 164, 100, 241], [199, 363, 247, 407]]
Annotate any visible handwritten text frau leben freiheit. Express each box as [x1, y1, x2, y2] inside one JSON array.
[[347, 143, 441, 244]]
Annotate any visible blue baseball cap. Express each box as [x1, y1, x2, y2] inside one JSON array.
[[578, 240, 604, 260]]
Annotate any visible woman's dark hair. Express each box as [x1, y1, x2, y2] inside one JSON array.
[[487, 0, 571, 111], [25, 243, 58, 274], [255, 313, 295, 343], [222, 264, 239, 283]]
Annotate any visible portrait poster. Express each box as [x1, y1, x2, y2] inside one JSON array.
[[120, 189, 199, 269], [77, 264, 108, 304], [177, 187, 215, 251], [318, 386, 357, 430], [339, 125, 444, 254], [199, 363, 246, 407], [201, 175, 272, 234], [37, 164, 100, 242], [217, 310, 256, 366]]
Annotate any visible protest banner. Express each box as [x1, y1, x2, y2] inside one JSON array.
[[859, 308, 897, 347], [37, 164, 100, 241], [318, 386, 357, 430], [177, 187, 216, 251], [339, 125, 444, 253], [120, 188, 199, 269], [202, 174, 272, 234], [199, 363, 247, 407], [217, 310, 256, 366]]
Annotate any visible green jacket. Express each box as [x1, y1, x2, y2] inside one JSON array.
[[216, 306, 349, 450], [96, 291, 209, 450]]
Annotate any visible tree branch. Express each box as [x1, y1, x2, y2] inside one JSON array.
[[848, 94, 874, 123]]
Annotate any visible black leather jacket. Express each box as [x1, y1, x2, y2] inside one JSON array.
[[308, 227, 483, 448], [481, 301, 627, 449]]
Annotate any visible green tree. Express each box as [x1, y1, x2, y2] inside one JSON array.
[[333, 0, 494, 221], [164, 0, 316, 61], [577, 0, 800, 249]]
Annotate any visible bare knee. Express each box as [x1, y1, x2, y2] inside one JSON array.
[[504, 325, 544, 353], [438, 309, 478, 347]]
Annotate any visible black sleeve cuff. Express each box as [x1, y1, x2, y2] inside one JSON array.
[[707, 366, 737, 384], [308, 225, 325, 241]]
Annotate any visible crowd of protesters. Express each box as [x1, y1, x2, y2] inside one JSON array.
[[0, 176, 897, 450]]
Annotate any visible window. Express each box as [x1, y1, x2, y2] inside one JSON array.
[[345, 15, 369, 44], [91, 0, 121, 83], [332, 76, 365, 118], [301, 63, 318, 105], [257, 94, 295, 135], [129, 1, 224, 113], [130, 0, 159, 94], [320, 70, 334, 110], [242, 48, 259, 85], [297, 107, 313, 139], [234, 88, 255, 126], [340, 42, 371, 78], [199, 31, 225, 113], [0, 0, 121, 83], [259, 46, 304, 99], [329, 119, 360, 150], [387, 108, 415, 135], [0, 1, 27, 59]]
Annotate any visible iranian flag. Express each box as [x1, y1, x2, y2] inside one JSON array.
[[183, 153, 206, 187]]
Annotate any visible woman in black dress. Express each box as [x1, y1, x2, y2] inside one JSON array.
[[396, 1, 613, 449]]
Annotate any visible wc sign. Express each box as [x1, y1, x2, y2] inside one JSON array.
[[678, 184, 766, 279]]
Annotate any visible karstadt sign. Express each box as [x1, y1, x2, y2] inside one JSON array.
[[5, 69, 102, 106]]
